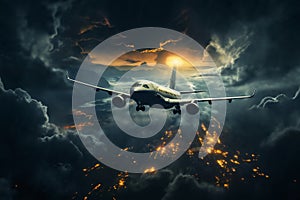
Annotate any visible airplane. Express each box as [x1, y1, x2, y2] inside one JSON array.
[[67, 67, 255, 115]]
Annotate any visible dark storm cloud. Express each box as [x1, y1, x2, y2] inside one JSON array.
[[259, 127, 300, 199], [263, 119, 300, 146], [1, 0, 299, 91], [0, 178, 13, 200], [0, 0, 72, 86], [176, 0, 300, 90], [0, 0, 299, 199], [120, 170, 174, 199], [0, 77, 96, 199], [186, 6, 300, 197], [0, 0, 76, 125], [118, 170, 223, 200], [162, 174, 223, 200], [217, 91, 300, 199]]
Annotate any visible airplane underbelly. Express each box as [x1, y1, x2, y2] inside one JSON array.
[[131, 91, 175, 109]]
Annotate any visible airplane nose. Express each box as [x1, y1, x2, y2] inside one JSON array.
[[130, 87, 142, 95], [133, 87, 142, 92]]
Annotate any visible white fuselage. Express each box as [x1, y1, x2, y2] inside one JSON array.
[[130, 80, 180, 109]]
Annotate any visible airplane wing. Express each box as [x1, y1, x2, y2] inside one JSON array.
[[179, 90, 206, 94], [165, 90, 256, 104], [67, 75, 130, 98]]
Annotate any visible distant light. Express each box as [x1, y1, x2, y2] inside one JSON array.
[[166, 56, 183, 67]]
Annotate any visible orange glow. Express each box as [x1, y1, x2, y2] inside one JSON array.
[[93, 183, 101, 190], [72, 109, 93, 119], [166, 56, 183, 67], [201, 123, 207, 131], [63, 122, 94, 131], [89, 48, 198, 73], [78, 17, 112, 35], [216, 159, 227, 168], [78, 24, 97, 35], [230, 159, 240, 165], [187, 149, 194, 156], [122, 147, 129, 151], [102, 17, 112, 28], [144, 167, 156, 173], [243, 159, 252, 163], [214, 149, 223, 154], [118, 179, 125, 187], [207, 147, 213, 154], [82, 163, 101, 176]]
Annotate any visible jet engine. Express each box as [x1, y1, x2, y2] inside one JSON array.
[[112, 95, 126, 108], [186, 102, 199, 115]]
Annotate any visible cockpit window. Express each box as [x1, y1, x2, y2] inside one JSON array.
[[133, 83, 142, 87], [143, 84, 149, 88]]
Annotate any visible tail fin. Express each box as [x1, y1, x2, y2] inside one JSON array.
[[169, 66, 177, 89]]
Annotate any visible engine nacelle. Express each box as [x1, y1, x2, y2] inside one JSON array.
[[186, 103, 199, 115], [112, 95, 126, 108]]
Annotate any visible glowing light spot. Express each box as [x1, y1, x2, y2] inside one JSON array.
[[230, 159, 240, 165], [93, 183, 101, 190], [118, 179, 125, 187], [122, 147, 129, 151], [144, 167, 156, 173], [243, 159, 252, 163], [187, 149, 194, 156], [216, 159, 227, 168], [214, 149, 222, 154], [166, 56, 183, 67], [63, 122, 94, 131], [201, 123, 207, 131], [207, 148, 213, 154]]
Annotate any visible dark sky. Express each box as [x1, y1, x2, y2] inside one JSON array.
[[0, 0, 300, 199]]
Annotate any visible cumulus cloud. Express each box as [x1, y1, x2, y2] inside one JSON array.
[[118, 170, 174, 199], [205, 28, 252, 85], [119, 170, 223, 200], [17, 0, 73, 68], [0, 77, 89, 199], [259, 121, 300, 200], [263, 120, 300, 146], [162, 174, 223, 200]]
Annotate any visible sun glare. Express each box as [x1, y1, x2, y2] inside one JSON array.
[[166, 56, 183, 67]]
